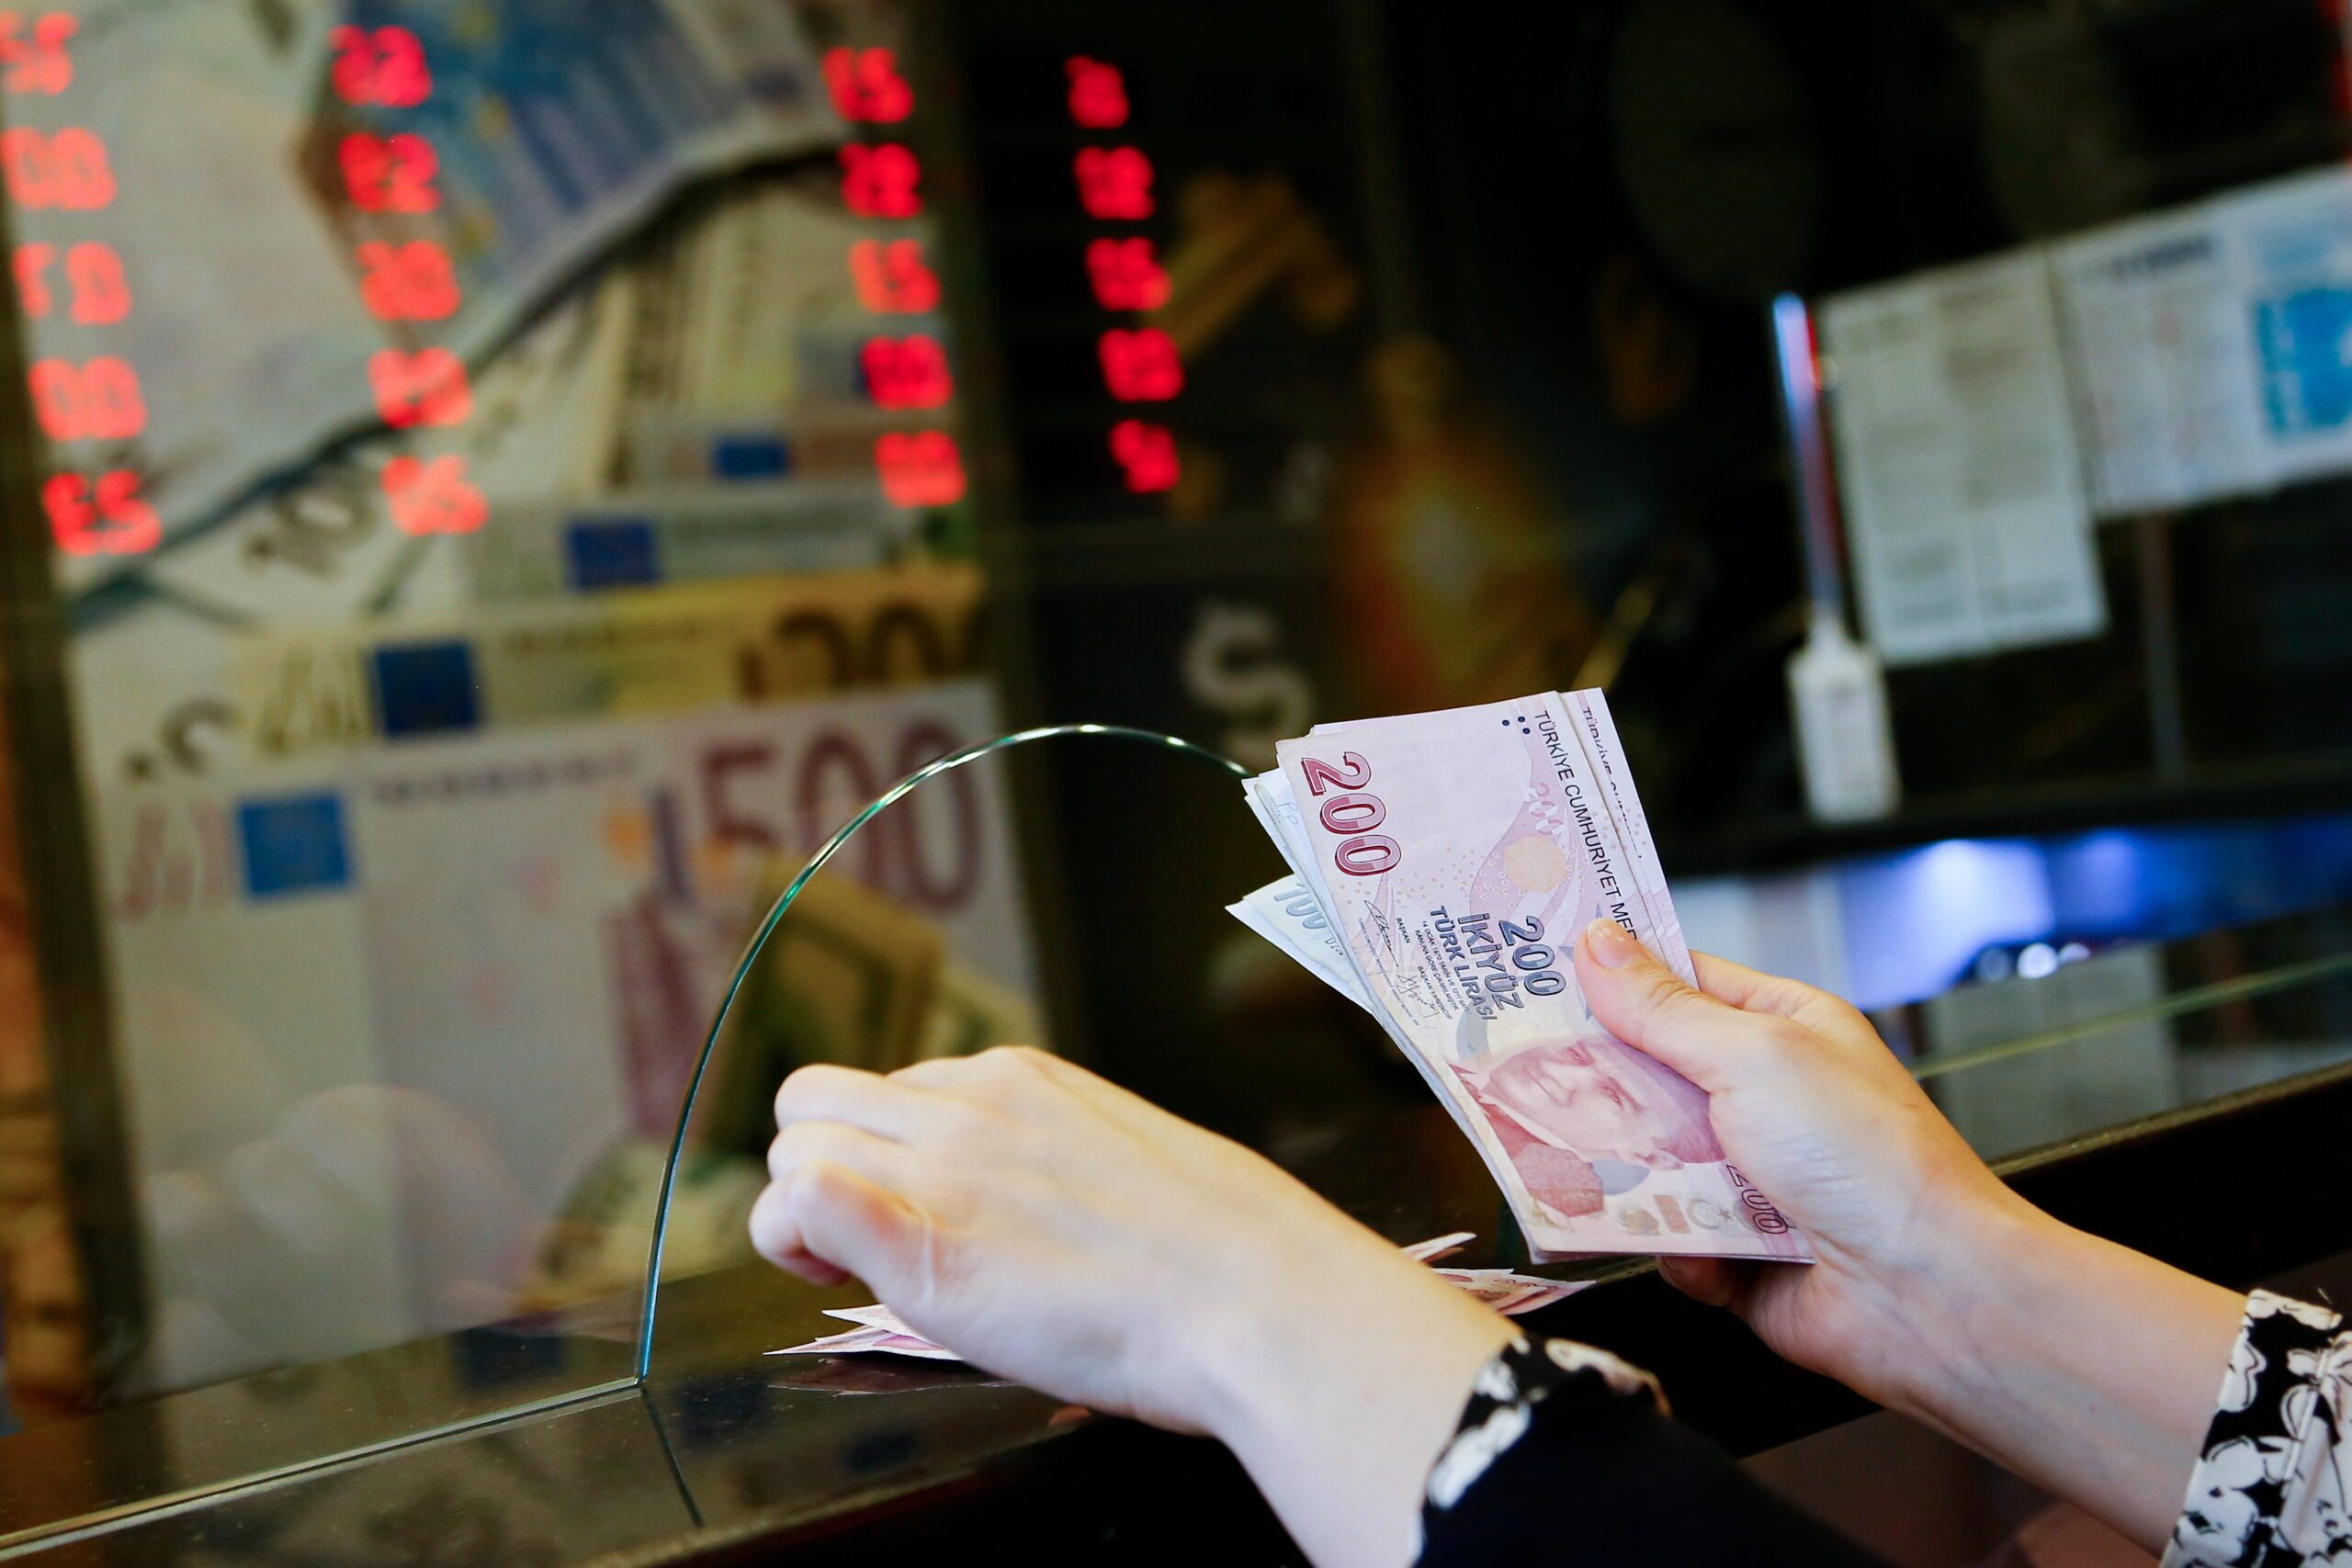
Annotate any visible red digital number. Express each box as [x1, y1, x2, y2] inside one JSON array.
[[1066, 57, 1128, 129], [841, 143, 922, 219], [875, 431, 966, 507], [331, 25, 431, 108], [0, 12, 75, 96], [1074, 146, 1153, 220], [65, 242, 130, 324], [11, 241, 49, 317], [861, 335, 953, 411], [1098, 327, 1183, 401], [44, 470, 159, 557], [1110, 419, 1180, 494], [823, 46, 914, 124], [850, 239, 941, 314], [368, 348, 471, 429], [28, 356, 144, 442], [382, 455, 487, 536], [2, 127, 113, 209], [16, 242, 131, 323], [1085, 237, 1170, 311], [340, 132, 439, 213], [357, 239, 460, 321]]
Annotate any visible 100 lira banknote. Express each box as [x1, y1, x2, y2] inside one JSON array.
[[1235, 692, 1809, 1264]]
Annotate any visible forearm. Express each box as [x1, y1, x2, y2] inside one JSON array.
[[1193, 1238, 1516, 1568], [1881, 1198, 2244, 1550]]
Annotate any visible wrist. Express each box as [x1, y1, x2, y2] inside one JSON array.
[[1861, 1187, 2075, 1420], [1187, 1235, 1512, 1452], [1178, 1234, 1515, 1566]]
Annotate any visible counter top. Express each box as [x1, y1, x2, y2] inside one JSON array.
[[10, 1053, 2352, 1566]]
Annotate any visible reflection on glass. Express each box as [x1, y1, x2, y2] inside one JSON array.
[[0, 0, 1024, 1528], [640, 722, 1248, 1374]]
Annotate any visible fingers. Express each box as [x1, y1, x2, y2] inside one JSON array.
[[749, 1154, 928, 1292], [1575, 920, 1794, 1092], [1658, 1255, 1754, 1314], [1690, 952, 1823, 1020], [765, 1117, 921, 1188], [895, 1043, 1097, 1100], [774, 1063, 990, 1147]]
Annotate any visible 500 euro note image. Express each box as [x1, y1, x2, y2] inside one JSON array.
[[1235, 692, 1809, 1264]]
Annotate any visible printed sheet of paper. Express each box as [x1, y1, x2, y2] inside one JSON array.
[[2215, 164, 2352, 486], [2052, 205, 2274, 516], [1819, 252, 2107, 666]]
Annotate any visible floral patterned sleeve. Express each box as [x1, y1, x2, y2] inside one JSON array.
[[1418, 1336, 1894, 1568], [2167, 1291, 2352, 1566]]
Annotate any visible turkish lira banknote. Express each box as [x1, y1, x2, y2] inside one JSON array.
[[1236, 692, 1809, 1264], [764, 1235, 1589, 1361]]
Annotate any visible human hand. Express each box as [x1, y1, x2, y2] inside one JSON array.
[[1573, 919, 2035, 1410], [752, 1046, 1514, 1567]]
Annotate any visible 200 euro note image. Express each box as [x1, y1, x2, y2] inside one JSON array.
[[1261, 692, 1810, 1264]]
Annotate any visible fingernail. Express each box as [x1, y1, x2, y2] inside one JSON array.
[[1584, 919, 1642, 967]]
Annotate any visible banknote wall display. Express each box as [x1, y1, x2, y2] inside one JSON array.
[[92, 680, 1036, 1387], [0, 0, 1057, 1407]]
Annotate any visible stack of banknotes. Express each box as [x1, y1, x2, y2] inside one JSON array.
[[1228, 691, 1811, 1265], [769, 1235, 1587, 1361]]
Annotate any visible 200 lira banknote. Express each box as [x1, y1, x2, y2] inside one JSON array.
[[1238, 692, 1809, 1264]]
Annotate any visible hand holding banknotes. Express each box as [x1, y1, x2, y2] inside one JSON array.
[[1570, 919, 2017, 1410], [753, 693, 2259, 1566]]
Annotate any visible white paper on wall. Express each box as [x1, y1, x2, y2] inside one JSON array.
[[1820, 252, 2107, 667]]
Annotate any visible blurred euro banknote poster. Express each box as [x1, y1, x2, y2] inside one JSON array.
[[86, 678, 1038, 1385]]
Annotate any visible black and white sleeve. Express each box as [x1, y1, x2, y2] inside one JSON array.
[[1418, 1335, 1894, 1568]]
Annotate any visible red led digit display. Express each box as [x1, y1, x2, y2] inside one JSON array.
[[331, 25, 431, 108], [3, 126, 112, 209], [357, 239, 460, 321], [850, 239, 940, 314], [1098, 327, 1183, 401], [43, 470, 157, 556], [823, 46, 914, 124], [0, 12, 75, 96], [325, 31, 491, 540], [340, 132, 439, 213], [382, 454, 487, 536], [1074, 146, 1153, 220], [11, 241, 49, 317], [1066, 57, 1128, 129], [9, 241, 131, 327], [368, 347, 471, 429], [875, 431, 966, 507], [842, 143, 922, 219], [1085, 237, 1170, 311], [14, 29, 161, 558], [1110, 420, 1180, 494], [861, 334, 953, 411], [64, 241, 129, 324], [28, 355, 144, 441]]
